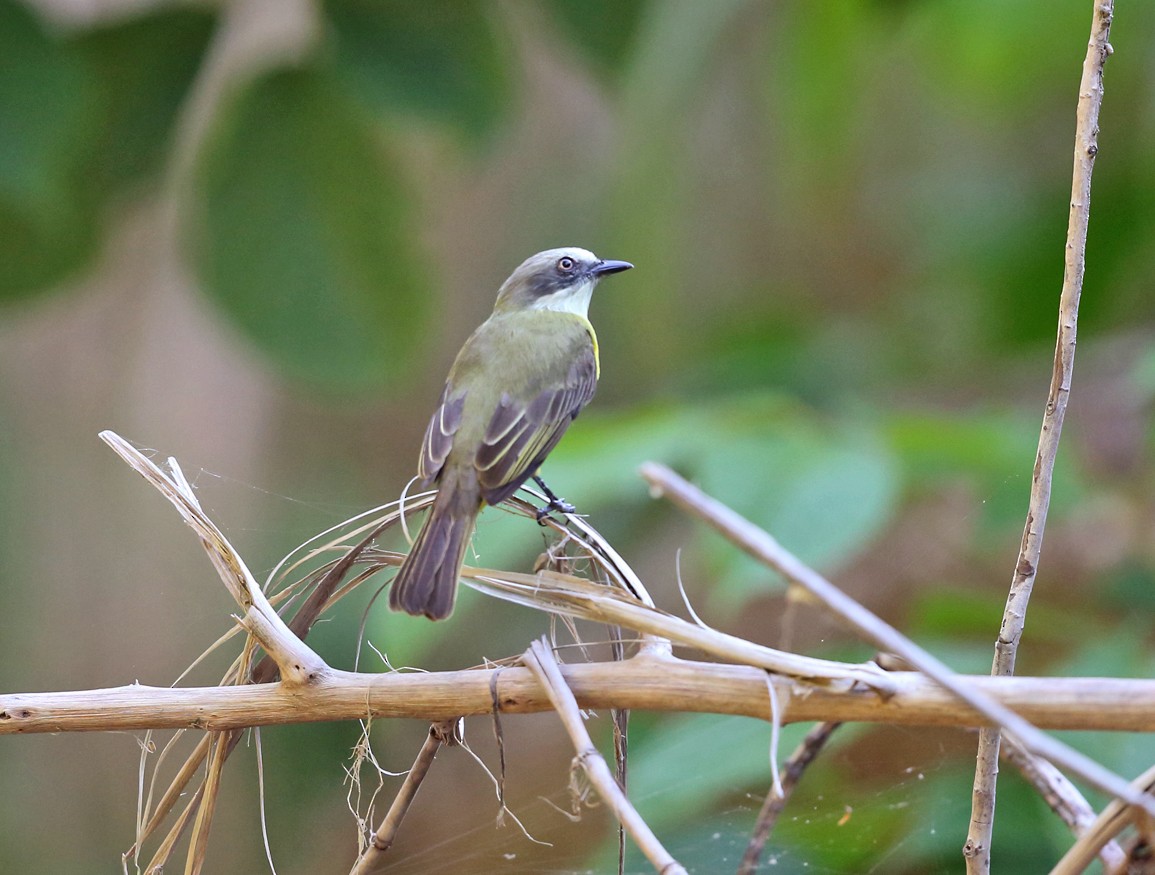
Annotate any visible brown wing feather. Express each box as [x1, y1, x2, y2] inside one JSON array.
[[417, 384, 465, 485], [475, 346, 597, 506]]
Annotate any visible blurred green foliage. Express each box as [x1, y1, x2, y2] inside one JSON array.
[[325, 0, 513, 141], [0, 1, 99, 297], [2, 0, 1155, 872], [194, 66, 428, 389], [0, 2, 213, 298]]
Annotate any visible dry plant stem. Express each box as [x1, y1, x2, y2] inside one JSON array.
[[559, 517, 666, 659], [99, 432, 326, 686], [143, 785, 202, 873], [467, 565, 893, 692], [284, 520, 392, 658], [1001, 738, 1125, 872], [965, 3, 1114, 870], [349, 720, 460, 875], [100, 433, 337, 861], [737, 721, 841, 875], [10, 666, 1155, 735], [126, 733, 211, 860], [187, 732, 226, 875], [523, 639, 687, 875], [1053, 763, 1155, 875], [137, 723, 247, 863], [639, 462, 1155, 816], [513, 490, 671, 658]]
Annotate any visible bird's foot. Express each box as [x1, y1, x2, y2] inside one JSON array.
[[533, 475, 577, 523], [535, 496, 576, 522]]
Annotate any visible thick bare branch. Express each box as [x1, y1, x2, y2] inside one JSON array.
[[7, 661, 1155, 735]]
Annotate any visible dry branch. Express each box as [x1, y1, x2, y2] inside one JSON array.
[[738, 721, 841, 875], [966, 2, 1115, 870], [100, 431, 326, 686], [523, 638, 686, 875], [1053, 763, 1155, 874], [349, 719, 462, 875], [462, 561, 893, 691], [21, 423, 1143, 871], [639, 462, 1155, 817], [7, 663, 1155, 735], [1001, 738, 1125, 872]]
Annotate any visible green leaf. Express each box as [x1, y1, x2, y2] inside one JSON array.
[[696, 415, 900, 608], [324, 0, 511, 142], [74, 8, 217, 193], [0, 0, 101, 299], [193, 67, 428, 390], [541, 394, 901, 597], [546, 394, 901, 615]]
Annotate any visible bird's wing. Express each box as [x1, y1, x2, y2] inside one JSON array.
[[417, 384, 465, 484], [475, 344, 598, 506]]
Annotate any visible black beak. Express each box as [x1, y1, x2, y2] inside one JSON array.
[[591, 259, 633, 277]]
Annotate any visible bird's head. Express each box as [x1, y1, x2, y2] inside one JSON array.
[[493, 247, 632, 317]]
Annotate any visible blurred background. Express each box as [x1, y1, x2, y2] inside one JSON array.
[[2, 0, 1154, 871]]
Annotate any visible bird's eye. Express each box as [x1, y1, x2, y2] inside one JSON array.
[[557, 256, 576, 272]]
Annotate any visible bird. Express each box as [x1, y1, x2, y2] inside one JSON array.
[[389, 247, 633, 620]]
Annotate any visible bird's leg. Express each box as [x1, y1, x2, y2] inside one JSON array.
[[532, 474, 576, 521]]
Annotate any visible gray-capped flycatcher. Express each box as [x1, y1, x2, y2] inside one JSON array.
[[389, 247, 633, 619]]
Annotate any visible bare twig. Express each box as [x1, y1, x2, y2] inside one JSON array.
[[128, 733, 211, 865], [1000, 738, 1125, 871], [738, 721, 842, 875], [1052, 763, 1155, 875], [349, 719, 462, 875], [465, 563, 894, 692], [100, 431, 326, 686], [89, 425, 1154, 871], [639, 462, 1155, 816], [523, 638, 687, 875], [965, 3, 1115, 870], [516, 488, 670, 657]]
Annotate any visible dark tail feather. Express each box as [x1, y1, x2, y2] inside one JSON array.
[[390, 477, 478, 620]]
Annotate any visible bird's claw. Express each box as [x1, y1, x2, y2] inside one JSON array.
[[532, 475, 576, 523], [535, 496, 576, 523]]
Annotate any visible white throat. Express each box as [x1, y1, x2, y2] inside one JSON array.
[[529, 278, 595, 317]]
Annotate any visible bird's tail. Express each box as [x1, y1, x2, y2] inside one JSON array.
[[390, 470, 480, 620]]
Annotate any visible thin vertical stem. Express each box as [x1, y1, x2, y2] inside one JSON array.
[[963, 3, 1114, 871]]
